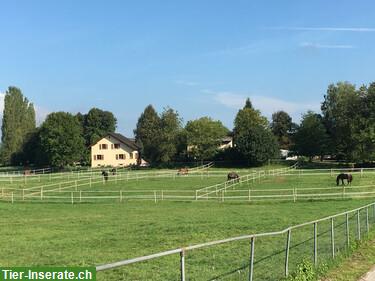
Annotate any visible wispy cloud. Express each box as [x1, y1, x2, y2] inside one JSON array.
[[175, 80, 199, 86], [300, 42, 355, 49], [269, 27, 375, 32], [203, 90, 320, 120], [207, 44, 258, 56]]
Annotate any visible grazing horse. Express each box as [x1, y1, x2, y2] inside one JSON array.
[[110, 168, 116, 175], [336, 173, 353, 186], [177, 167, 189, 176], [101, 170, 109, 182], [227, 172, 239, 182]]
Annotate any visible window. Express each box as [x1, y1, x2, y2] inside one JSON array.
[[134, 152, 138, 159], [101, 144, 108, 149], [116, 154, 125, 160], [114, 143, 120, 149], [129, 153, 133, 159], [96, 155, 104, 160]]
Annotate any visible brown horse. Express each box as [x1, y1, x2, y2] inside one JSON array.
[[227, 172, 239, 182], [177, 167, 189, 176], [336, 173, 353, 186]]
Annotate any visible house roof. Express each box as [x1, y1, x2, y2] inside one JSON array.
[[107, 132, 139, 150], [91, 132, 139, 150]]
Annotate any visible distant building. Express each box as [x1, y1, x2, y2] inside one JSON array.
[[91, 132, 144, 167], [187, 136, 234, 153], [219, 136, 233, 150]]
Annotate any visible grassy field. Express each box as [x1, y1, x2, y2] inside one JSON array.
[[1, 199, 375, 280], [1, 164, 375, 280], [2, 165, 375, 204]]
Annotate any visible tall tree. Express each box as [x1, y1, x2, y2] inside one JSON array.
[[1, 86, 36, 164], [233, 98, 278, 165], [293, 111, 330, 161], [185, 117, 228, 161], [39, 112, 85, 167], [134, 105, 162, 164], [321, 82, 360, 160], [270, 111, 294, 149], [82, 108, 117, 146], [159, 107, 182, 163]]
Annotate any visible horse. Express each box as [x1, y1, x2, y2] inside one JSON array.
[[336, 173, 353, 186], [110, 168, 116, 175], [227, 172, 239, 182], [101, 170, 109, 182], [177, 167, 189, 176]]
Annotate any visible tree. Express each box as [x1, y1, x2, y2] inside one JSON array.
[[235, 125, 279, 165], [270, 111, 294, 149], [39, 112, 85, 167], [185, 117, 228, 161], [159, 107, 183, 163], [82, 108, 117, 146], [293, 111, 330, 161], [321, 82, 360, 160], [234, 98, 268, 136], [233, 98, 278, 165], [1, 86, 36, 164], [134, 105, 162, 164]]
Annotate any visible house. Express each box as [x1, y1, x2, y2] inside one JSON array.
[[218, 136, 233, 150], [91, 132, 142, 167], [187, 136, 234, 153]]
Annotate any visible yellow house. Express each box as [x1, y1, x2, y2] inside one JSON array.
[[91, 132, 141, 167]]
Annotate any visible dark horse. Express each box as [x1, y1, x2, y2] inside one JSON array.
[[102, 170, 109, 182], [227, 172, 239, 182], [336, 173, 353, 186]]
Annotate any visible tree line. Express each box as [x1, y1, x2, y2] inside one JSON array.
[[1, 81, 375, 168]]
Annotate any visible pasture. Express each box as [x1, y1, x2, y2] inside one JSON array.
[[1, 164, 375, 280]]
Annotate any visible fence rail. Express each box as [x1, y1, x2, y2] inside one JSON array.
[[96, 202, 375, 280]]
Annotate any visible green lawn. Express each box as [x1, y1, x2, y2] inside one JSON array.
[[1, 199, 375, 280]]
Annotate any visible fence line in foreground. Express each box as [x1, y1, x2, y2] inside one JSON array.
[[95, 202, 375, 281]]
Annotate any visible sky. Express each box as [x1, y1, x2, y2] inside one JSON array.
[[1, 0, 375, 136]]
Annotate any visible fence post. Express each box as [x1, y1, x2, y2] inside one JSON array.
[[71, 192, 74, 204], [361, 168, 363, 178], [331, 218, 335, 258], [41, 187, 43, 201], [79, 191, 82, 203], [248, 189, 251, 202], [366, 207, 369, 235], [161, 190, 164, 201], [330, 168, 333, 177], [314, 222, 318, 266], [357, 210, 361, 240], [120, 191, 122, 203], [22, 189, 25, 201], [12, 192, 14, 204], [346, 213, 350, 248], [154, 191, 157, 203], [90, 178, 92, 188], [285, 229, 291, 277], [249, 237, 255, 281], [180, 250, 185, 281], [195, 190, 198, 201]]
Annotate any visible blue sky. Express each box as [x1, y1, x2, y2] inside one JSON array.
[[1, 0, 375, 136]]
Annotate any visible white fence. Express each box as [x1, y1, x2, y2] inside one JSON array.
[[95, 202, 375, 280]]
